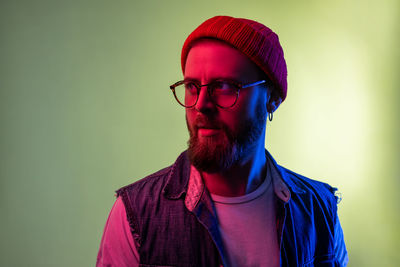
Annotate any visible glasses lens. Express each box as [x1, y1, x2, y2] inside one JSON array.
[[174, 82, 198, 107], [210, 81, 238, 108]]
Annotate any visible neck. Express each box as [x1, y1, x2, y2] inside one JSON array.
[[201, 136, 267, 197]]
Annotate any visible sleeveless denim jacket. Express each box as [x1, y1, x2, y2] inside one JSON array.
[[116, 150, 347, 266]]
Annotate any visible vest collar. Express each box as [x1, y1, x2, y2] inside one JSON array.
[[265, 150, 306, 195], [162, 150, 306, 203], [162, 151, 191, 199]]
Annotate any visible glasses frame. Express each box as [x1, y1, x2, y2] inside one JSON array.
[[169, 79, 266, 109]]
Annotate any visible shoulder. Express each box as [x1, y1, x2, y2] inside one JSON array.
[[112, 164, 175, 244], [280, 165, 339, 202], [116, 151, 190, 200], [267, 150, 339, 206], [96, 197, 140, 266], [278, 165, 340, 221], [116, 165, 172, 197]]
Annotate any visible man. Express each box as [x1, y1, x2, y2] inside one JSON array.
[[97, 16, 348, 266]]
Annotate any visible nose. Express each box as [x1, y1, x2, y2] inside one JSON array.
[[194, 86, 216, 113]]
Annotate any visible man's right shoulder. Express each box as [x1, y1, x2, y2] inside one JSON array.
[[115, 150, 190, 199], [115, 165, 172, 197]]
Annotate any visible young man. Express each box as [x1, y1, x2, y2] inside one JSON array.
[[97, 16, 348, 267]]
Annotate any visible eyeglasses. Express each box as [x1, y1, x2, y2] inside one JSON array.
[[169, 79, 266, 108]]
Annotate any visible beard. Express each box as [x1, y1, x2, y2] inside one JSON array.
[[186, 100, 267, 173]]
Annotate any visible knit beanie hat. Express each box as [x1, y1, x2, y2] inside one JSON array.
[[181, 15, 287, 102]]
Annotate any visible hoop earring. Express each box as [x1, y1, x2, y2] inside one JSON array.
[[268, 112, 273, 122]]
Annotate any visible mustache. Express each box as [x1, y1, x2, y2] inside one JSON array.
[[193, 115, 223, 130]]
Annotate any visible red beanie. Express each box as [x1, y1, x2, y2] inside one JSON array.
[[181, 16, 287, 102]]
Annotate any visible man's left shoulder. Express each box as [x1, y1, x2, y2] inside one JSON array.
[[279, 165, 340, 205]]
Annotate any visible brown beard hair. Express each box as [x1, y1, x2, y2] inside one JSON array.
[[186, 98, 267, 173]]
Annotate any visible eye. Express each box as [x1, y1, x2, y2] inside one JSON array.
[[210, 81, 231, 91], [184, 82, 198, 93], [209, 81, 238, 96]]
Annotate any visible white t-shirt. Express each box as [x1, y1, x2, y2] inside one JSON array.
[[211, 172, 280, 267]]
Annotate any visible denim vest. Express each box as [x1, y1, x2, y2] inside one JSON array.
[[116, 150, 344, 266]]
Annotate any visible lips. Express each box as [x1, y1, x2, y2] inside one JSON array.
[[193, 115, 223, 136], [198, 128, 220, 136], [196, 122, 219, 129], [196, 123, 221, 137]]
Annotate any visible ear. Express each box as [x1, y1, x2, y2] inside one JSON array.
[[267, 98, 281, 113], [266, 87, 282, 113]]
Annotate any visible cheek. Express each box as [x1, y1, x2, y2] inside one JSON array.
[[232, 91, 262, 118], [186, 108, 195, 119], [218, 110, 246, 134], [185, 109, 196, 128]]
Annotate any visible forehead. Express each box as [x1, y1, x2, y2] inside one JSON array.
[[184, 39, 262, 81]]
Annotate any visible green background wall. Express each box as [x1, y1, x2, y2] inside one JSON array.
[[1, 0, 399, 266]]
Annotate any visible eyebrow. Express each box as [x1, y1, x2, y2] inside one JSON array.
[[183, 76, 241, 84], [182, 77, 200, 83]]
